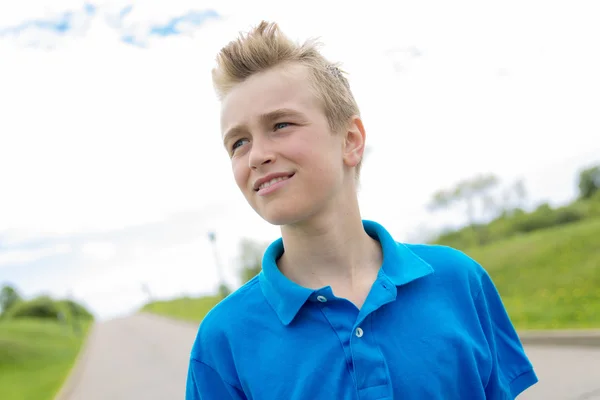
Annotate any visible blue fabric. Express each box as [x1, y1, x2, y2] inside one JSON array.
[[186, 220, 538, 399]]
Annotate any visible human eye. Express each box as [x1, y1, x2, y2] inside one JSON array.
[[274, 122, 291, 131], [231, 138, 249, 153]]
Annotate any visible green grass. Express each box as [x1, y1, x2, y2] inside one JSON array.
[[142, 219, 600, 330], [141, 295, 222, 324], [0, 318, 91, 400], [465, 218, 600, 330]]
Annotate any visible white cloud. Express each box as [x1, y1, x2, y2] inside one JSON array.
[[68, 237, 224, 318], [0, 243, 72, 267], [81, 241, 117, 260]]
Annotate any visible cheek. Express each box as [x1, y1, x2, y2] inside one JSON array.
[[298, 148, 342, 189], [315, 144, 346, 184], [309, 140, 343, 171], [232, 159, 249, 190]]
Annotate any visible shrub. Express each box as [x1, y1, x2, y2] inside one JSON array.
[[5, 296, 61, 320], [55, 300, 94, 321]]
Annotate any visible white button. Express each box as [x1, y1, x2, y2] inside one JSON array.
[[317, 295, 327, 303], [355, 327, 364, 338]]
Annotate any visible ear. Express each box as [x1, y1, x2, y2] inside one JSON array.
[[342, 116, 366, 168]]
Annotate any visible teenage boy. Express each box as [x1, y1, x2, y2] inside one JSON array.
[[186, 21, 538, 399]]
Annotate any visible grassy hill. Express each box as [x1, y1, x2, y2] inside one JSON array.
[[141, 295, 222, 324], [0, 318, 91, 400], [464, 217, 600, 329], [142, 218, 600, 330]]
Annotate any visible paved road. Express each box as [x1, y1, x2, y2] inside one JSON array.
[[63, 313, 198, 400], [63, 313, 600, 400], [518, 345, 600, 400]]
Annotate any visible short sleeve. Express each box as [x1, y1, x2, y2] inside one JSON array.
[[475, 270, 538, 399], [186, 358, 247, 400]]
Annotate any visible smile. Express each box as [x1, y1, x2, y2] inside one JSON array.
[[255, 173, 295, 196], [258, 175, 292, 190]]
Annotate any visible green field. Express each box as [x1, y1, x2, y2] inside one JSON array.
[[141, 295, 222, 324], [466, 218, 600, 329], [0, 318, 91, 400], [142, 219, 600, 330]]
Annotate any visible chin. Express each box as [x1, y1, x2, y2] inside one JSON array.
[[259, 210, 303, 226], [254, 203, 311, 227]]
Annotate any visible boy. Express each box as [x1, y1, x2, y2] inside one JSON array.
[[186, 21, 538, 399]]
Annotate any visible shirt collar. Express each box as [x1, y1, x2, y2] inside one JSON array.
[[258, 219, 434, 326]]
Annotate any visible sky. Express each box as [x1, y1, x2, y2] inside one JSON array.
[[1, 0, 599, 320]]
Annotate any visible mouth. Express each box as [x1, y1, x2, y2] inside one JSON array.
[[254, 173, 295, 192]]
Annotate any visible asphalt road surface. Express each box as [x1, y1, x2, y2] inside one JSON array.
[[63, 313, 600, 400]]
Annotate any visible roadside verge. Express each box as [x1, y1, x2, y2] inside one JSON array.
[[54, 323, 97, 400], [519, 329, 600, 348]]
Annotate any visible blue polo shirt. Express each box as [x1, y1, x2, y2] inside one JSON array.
[[186, 220, 538, 399]]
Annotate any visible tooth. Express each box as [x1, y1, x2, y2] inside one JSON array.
[[259, 176, 288, 190]]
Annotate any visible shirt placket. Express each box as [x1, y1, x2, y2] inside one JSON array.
[[350, 278, 397, 400], [314, 278, 397, 400]]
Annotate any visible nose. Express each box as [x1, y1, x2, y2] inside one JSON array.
[[248, 138, 275, 170]]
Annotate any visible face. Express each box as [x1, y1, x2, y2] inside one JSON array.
[[220, 64, 364, 226]]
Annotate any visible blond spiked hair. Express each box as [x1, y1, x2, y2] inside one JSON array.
[[212, 21, 364, 177]]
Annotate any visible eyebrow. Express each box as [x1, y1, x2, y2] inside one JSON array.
[[222, 108, 306, 146]]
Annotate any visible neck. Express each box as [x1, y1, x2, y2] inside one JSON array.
[[277, 186, 382, 295]]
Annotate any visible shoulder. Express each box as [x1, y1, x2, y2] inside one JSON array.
[[403, 242, 488, 296], [402, 245, 537, 395], [405, 242, 477, 267], [189, 276, 265, 364]]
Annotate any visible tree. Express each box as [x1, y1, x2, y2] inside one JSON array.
[[428, 173, 500, 226], [217, 283, 231, 299], [456, 174, 500, 224], [238, 238, 269, 285], [427, 174, 500, 246], [0, 284, 22, 315], [578, 164, 600, 200], [500, 179, 528, 215], [427, 189, 454, 213]]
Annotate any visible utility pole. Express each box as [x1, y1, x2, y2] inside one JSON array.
[[208, 231, 230, 299]]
